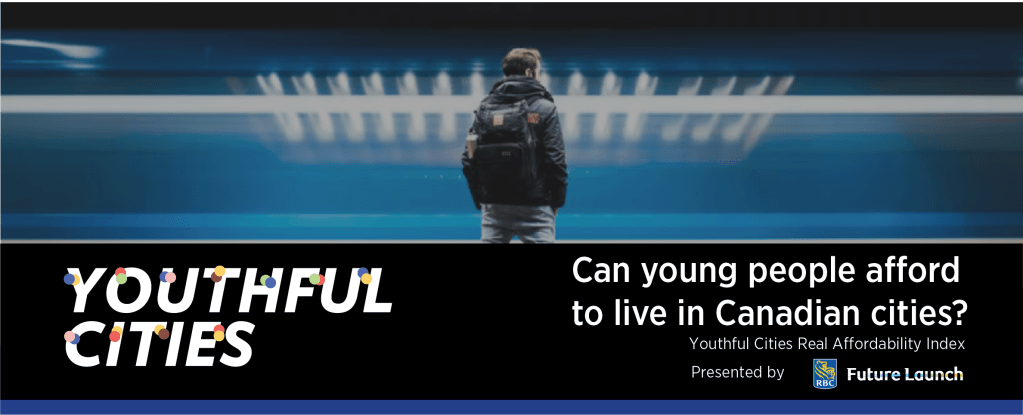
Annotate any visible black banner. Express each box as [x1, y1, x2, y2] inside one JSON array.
[[3, 243, 1020, 400]]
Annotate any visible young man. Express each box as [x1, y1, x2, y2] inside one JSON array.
[[461, 48, 568, 243]]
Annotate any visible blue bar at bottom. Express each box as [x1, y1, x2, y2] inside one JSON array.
[[0, 400, 1020, 414]]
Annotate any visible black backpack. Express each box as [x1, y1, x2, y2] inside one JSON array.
[[470, 96, 541, 198]]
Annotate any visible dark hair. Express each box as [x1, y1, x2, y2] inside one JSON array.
[[502, 48, 542, 76]]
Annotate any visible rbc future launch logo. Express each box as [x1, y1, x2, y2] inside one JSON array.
[[813, 359, 838, 389]]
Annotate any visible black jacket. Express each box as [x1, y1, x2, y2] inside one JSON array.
[[462, 75, 568, 209]]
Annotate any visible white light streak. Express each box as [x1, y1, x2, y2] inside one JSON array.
[[662, 76, 704, 142], [539, 71, 551, 89], [0, 39, 103, 59], [722, 76, 771, 143], [744, 76, 795, 154], [433, 71, 457, 141], [469, 70, 485, 97], [624, 70, 658, 142], [561, 70, 587, 141], [692, 76, 738, 143], [292, 72, 334, 142], [399, 70, 426, 142], [327, 71, 364, 142], [361, 72, 395, 141], [593, 70, 622, 142], [7, 95, 1023, 114], [256, 73, 303, 142]]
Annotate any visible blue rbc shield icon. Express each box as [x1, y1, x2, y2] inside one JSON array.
[[813, 359, 838, 389]]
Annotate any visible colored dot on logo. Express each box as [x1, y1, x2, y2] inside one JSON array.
[[165, 272, 177, 283], [64, 331, 77, 343], [156, 325, 170, 340], [213, 324, 226, 342], [265, 277, 277, 289], [115, 267, 126, 276], [310, 273, 326, 285], [116, 273, 128, 284], [359, 268, 372, 285], [109, 330, 121, 342], [64, 273, 81, 286], [211, 271, 222, 283], [260, 275, 271, 285], [160, 271, 168, 282], [214, 266, 226, 277]]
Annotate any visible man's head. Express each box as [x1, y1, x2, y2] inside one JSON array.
[[502, 48, 543, 79]]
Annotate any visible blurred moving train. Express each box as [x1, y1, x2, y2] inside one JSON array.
[[3, 29, 1023, 239]]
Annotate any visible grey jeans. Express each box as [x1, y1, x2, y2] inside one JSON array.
[[480, 203, 556, 243]]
